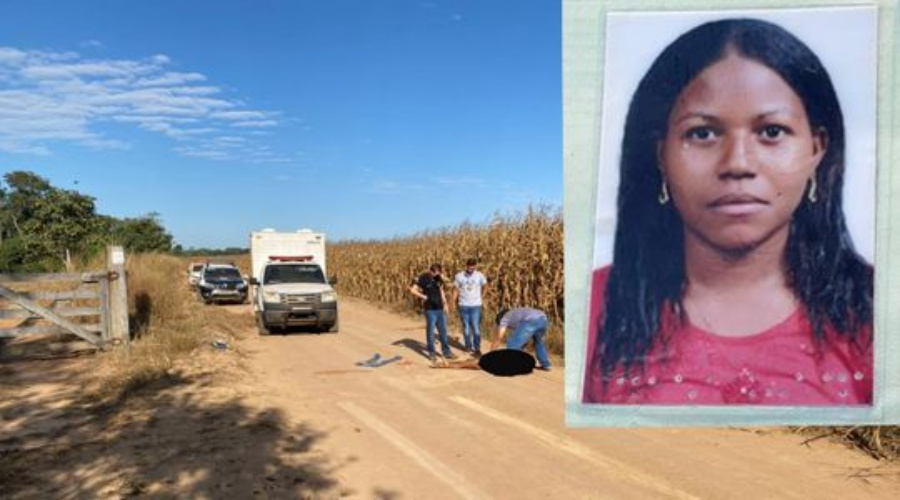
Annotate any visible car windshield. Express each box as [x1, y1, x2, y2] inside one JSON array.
[[264, 264, 325, 285], [191, 264, 204, 272], [205, 267, 242, 280]]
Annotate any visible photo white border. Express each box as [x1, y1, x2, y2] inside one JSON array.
[[564, 0, 900, 426]]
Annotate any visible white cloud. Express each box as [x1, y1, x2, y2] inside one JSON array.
[[210, 110, 268, 120], [150, 54, 171, 65], [212, 135, 247, 145], [368, 179, 427, 195], [231, 119, 278, 128], [0, 138, 50, 155], [80, 40, 105, 49], [432, 176, 487, 188], [174, 145, 232, 160], [0, 45, 287, 161], [370, 180, 402, 194], [23, 61, 152, 80], [0, 48, 27, 65], [133, 72, 207, 88]]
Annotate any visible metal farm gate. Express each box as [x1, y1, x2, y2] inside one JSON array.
[[0, 246, 130, 354]]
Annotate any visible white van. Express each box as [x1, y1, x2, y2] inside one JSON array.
[[249, 229, 338, 334]]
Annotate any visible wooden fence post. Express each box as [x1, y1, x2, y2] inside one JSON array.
[[99, 274, 110, 342], [107, 245, 130, 346]]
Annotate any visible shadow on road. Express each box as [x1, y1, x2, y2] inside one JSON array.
[[130, 291, 153, 338], [391, 335, 470, 360], [391, 337, 429, 359], [0, 359, 345, 499], [266, 325, 330, 336]]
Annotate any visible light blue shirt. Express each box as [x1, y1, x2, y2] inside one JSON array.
[[499, 308, 546, 329]]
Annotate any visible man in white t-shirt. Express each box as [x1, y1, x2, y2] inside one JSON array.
[[452, 258, 488, 355]]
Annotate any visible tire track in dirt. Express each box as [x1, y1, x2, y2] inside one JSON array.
[[338, 401, 491, 500], [449, 395, 699, 500]]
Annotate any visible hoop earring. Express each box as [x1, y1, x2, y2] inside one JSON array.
[[807, 176, 818, 204], [658, 179, 670, 205]]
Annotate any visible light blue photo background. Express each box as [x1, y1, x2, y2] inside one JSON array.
[[564, 0, 900, 426]]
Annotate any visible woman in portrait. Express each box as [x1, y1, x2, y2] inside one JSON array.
[[582, 18, 874, 405]]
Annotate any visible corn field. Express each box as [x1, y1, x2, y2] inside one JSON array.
[[327, 206, 565, 353]]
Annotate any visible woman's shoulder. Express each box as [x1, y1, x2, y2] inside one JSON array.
[[583, 265, 613, 403], [591, 265, 612, 292], [590, 265, 613, 313]]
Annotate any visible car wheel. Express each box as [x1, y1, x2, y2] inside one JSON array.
[[328, 318, 339, 333]]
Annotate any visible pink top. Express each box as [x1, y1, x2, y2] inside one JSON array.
[[583, 267, 873, 406]]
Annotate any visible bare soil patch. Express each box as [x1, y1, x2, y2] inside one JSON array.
[[0, 341, 346, 499]]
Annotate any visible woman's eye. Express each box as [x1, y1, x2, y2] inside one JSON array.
[[760, 125, 788, 140], [685, 127, 717, 142]]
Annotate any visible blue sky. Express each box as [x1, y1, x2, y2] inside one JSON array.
[[0, 1, 561, 248]]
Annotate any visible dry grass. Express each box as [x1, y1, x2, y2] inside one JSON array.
[[327, 206, 565, 353], [795, 426, 900, 461], [88, 253, 253, 403]]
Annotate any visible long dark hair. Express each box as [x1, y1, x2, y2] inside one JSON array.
[[594, 18, 874, 379]]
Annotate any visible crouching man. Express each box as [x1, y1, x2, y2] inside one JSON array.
[[490, 308, 552, 371]]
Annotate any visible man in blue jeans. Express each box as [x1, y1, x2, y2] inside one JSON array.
[[409, 263, 455, 362], [490, 307, 552, 371], [452, 258, 488, 356]]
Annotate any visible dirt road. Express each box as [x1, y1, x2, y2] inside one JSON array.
[[2, 297, 898, 498], [235, 297, 900, 499]]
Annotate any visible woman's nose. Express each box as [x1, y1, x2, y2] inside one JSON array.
[[719, 133, 756, 179]]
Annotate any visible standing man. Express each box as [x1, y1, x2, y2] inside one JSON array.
[[490, 307, 552, 371], [409, 263, 455, 362], [452, 258, 488, 355]]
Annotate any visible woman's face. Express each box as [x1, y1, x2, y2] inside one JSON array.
[[659, 53, 826, 254]]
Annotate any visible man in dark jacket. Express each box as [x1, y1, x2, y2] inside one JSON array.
[[409, 263, 455, 362]]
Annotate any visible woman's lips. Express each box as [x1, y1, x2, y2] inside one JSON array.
[[708, 194, 768, 216]]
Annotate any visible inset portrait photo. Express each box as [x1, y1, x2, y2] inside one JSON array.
[[564, 2, 900, 426]]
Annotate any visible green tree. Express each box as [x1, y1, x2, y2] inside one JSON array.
[[21, 187, 100, 270], [111, 213, 174, 253], [0, 171, 53, 244], [0, 170, 177, 272]]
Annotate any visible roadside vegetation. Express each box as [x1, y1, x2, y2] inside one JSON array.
[[0, 170, 242, 403], [88, 252, 252, 403], [0, 171, 173, 272], [327, 206, 564, 354], [173, 246, 249, 257]]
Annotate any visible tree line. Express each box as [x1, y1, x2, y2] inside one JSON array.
[[0, 171, 174, 272], [172, 246, 248, 257]]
